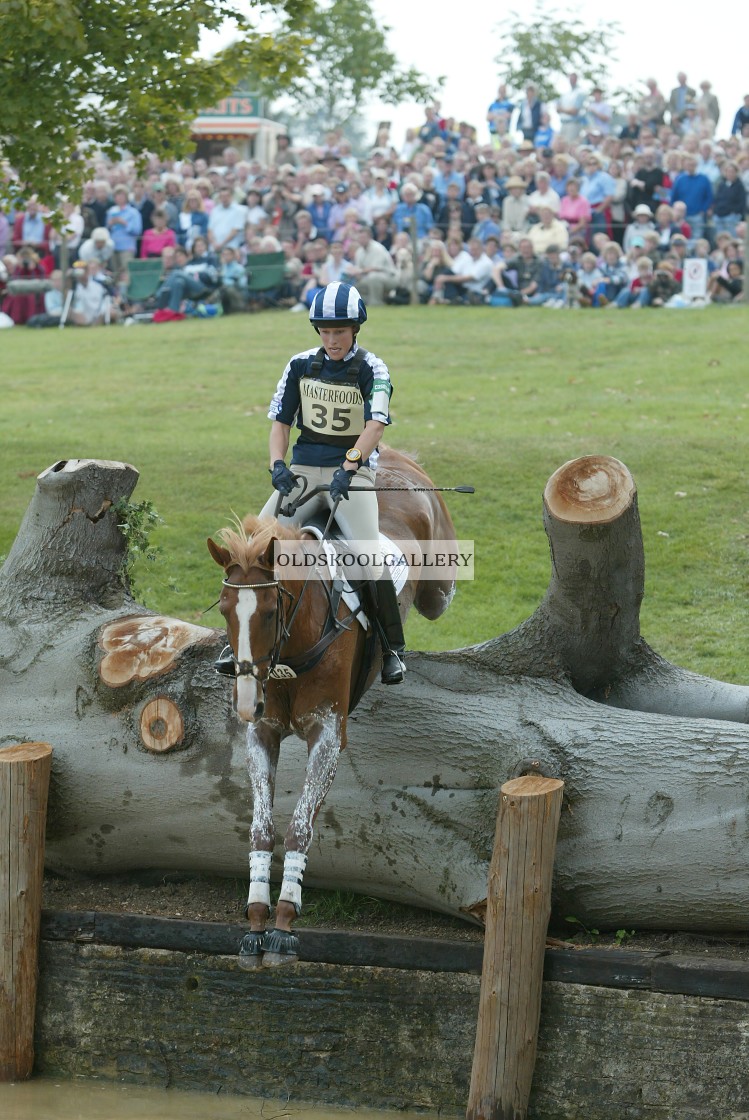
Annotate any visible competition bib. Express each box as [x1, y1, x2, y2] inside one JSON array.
[[299, 378, 365, 441]]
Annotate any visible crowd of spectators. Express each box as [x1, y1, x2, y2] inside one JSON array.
[[1, 71, 747, 327]]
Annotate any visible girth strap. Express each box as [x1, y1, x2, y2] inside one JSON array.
[[278, 603, 358, 676]]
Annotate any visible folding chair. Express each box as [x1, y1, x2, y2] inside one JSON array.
[[126, 259, 165, 304], [246, 251, 286, 307]]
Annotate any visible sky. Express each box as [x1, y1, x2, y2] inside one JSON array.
[[201, 2, 747, 146], [364, 1, 746, 146]]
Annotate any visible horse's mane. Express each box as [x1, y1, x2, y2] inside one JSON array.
[[216, 515, 303, 575]]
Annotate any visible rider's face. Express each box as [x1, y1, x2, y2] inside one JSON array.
[[318, 326, 355, 360]]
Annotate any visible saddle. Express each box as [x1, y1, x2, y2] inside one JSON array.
[[298, 512, 409, 710]]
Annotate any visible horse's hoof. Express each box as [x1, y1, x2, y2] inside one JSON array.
[[238, 930, 265, 970], [261, 927, 299, 967]]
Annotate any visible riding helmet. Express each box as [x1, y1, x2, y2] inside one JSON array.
[[309, 281, 368, 329]]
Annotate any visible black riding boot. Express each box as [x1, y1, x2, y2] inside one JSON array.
[[213, 644, 236, 677], [373, 574, 406, 685]]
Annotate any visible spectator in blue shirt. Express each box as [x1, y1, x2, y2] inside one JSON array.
[[579, 154, 615, 240], [533, 111, 555, 150], [433, 154, 466, 202], [392, 183, 434, 241], [731, 94, 749, 136], [487, 84, 515, 147], [471, 203, 502, 244], [670, 155, 713, 243], [106, 185, 142, 273], [307, 185, 334, 241], [417, 106, 444, 146]]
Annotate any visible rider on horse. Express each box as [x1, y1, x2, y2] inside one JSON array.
[[216, 280, 406, 684]]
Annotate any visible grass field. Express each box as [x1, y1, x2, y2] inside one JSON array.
[[1, 305, 748, 682]]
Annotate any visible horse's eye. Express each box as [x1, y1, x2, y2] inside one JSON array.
[[262, 610, 275, 623]]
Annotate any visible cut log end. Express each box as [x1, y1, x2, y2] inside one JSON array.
[[502, 775, 564, 798], [544, 455, 635, 525], [0, 742, 53, 764], [37, 458, 138, 483], [139, 697, 184, 753]]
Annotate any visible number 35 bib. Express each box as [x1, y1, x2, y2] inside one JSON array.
[[299, 374, 366, 447]]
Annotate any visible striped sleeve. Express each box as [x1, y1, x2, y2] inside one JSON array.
[[362, 351, 392, 425]]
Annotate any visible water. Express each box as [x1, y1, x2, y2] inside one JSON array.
[[0, 1078, 444, 1120]]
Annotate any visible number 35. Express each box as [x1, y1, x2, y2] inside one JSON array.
[[310, 404, 351, 431]]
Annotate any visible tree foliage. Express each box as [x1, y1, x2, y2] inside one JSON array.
[[270, 0, 441, 138], [0, 0, 311, 203], [495, 5, 621, 105]]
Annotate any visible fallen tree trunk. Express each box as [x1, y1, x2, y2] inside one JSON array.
[[1, 457, 748, 930]]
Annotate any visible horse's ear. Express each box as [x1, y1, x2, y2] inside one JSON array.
[[257, 536, 277, 571], [207, 537, 231, 569]]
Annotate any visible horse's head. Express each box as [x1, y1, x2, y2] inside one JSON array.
[[207, 532, 284, 723]]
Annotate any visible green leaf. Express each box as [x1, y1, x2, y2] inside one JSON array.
[[0, 0, 312, 203], [494, 4, 621, 105]]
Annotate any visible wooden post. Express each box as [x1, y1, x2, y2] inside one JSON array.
[[0, 742, 53, 1081], [467, 774, 564, 1120], [409, 214, 420, 305]]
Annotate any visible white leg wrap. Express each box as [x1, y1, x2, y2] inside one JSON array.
[[278, 850, 308, 914], [247, 850, 272, 908]]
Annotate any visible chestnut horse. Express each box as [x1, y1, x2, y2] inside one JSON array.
[[207, 448, 457, 967]]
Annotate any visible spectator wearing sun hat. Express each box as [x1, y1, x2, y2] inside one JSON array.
[[307, 185, 334, 242], [623, 204, 656, 253], [501, 176, 531, 234]]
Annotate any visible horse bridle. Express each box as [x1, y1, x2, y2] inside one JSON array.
[[221, 576, 294, 693], [222, 554, 355, 700]]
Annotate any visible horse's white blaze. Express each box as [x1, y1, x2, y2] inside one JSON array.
[[235, 588, 259, 721]]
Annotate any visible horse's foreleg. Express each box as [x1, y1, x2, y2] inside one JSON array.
[[245, 721, 280, 931], [274, 710, 342, 936]]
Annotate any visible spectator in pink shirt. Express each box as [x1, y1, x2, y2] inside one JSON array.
[[140, 209, 177, 258], [559, 178, 592, 244]]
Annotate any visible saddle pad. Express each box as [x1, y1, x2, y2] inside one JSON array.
[[300, 525, 410, 630]]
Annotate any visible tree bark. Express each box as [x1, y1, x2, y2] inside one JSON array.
[[2, 456, 749, 930], [0, 742, 53, 1081]]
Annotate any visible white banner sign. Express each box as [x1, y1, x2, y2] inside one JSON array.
[[682, 258, 708, 299]]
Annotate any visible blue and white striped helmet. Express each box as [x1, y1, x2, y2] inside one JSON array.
[[309, 282, 368, 328]]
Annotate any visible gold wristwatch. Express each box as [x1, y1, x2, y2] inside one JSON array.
[[345, 448, 363, 468]]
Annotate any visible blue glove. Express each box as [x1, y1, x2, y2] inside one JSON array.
[[270, 460, 297, 496], [329, 467, 352, 502]]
